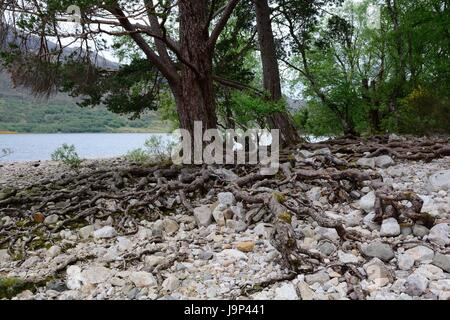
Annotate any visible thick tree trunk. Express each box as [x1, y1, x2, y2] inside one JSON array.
[[254, 0, 302, 146], [176, 1, 218, 137]]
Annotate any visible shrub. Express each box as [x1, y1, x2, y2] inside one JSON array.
[[126, 136, 176, 165], [125, 148, 151, 165], [51, 144, 82, 169]]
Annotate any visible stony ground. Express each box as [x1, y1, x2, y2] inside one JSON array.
[[0, 139, 449, 301]]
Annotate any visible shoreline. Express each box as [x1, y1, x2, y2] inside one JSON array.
[[0, 137, 449, 301]]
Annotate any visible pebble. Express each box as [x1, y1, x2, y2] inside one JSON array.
[[380, 218, 401, 237], [405, 246, 435, 262], [275, 283, 298, 300], [79, 225, 94, 239], [298, 281, 315, 300], [44, 214, 59, 225], [194, 206, 213, 227], [361, 241, 395, 262], [428, 224, 450, 246], [405, 273, 429, 296], [398, 254, 415, 271], [93, 226, 117, 239], [81, 266, 112, 285], [359, 191, 376, 213], [217, 192, 236, 206], [129, 272, 157, 288], [338, 251, 359, 264], [432, 253, 450, 273], [162, 275, 180, 292], [412, 224, 430, 238], [47, 245, 61, 258], [0, 249, 11, 263], [317, 241, 336, 256], [236, 241, 255, 253], [305, 271, 330, 285]]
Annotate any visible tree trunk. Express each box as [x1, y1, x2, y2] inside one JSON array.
[[176, 0, 218, 137], [254, 0, 302, 146]]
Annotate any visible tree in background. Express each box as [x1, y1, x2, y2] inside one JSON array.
[[0, 0, 241, 137], [254, 0, 301, 145], [282, 0, 449, 136]]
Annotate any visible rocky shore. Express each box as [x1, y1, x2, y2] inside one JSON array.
[[0, 137, 449, 300]]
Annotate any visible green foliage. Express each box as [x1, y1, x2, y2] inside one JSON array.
[[51, 144, 82, 169], [125, 148, 151, 165], [382, 88, 450, 135], [227, 91, 286, 128], [0, 95, 169, 133], [0, 277, 32, 299], [126, 136, 176, 165]]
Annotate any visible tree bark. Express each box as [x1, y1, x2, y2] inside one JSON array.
[[254, 0, 302, 146], [173, 0, 218, 137]]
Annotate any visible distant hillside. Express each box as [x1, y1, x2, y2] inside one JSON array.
[[0, 71, 170, 133], [0, 28, 169, 134]]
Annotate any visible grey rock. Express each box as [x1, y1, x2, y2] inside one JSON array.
[[360, 191, 376, 213], [398, 254, 415, 271], [317, 241, 337, 256], [198, 251, 214, 261], [93, 226, 117, 239], [305, 271, 330, 285], [344, 210, 363, 227], [429, 170, 450, 191], [275, 283, 298, 300], [194, 206, 213, 227], [226, 220, 247, 232], [338, 251, 359, 264], [405, 246, 435, 262], [361, 241, 395, 262], [363, 212, 381, 231], [0, 249, 11, 263], [47, 245, 61, 258], [129, 271, 157, 288], [164, 219, 179, 235], [46, 280, 67, 292], [127, 288, 140, 300], [213, 168, 239, 182], [217, 249, 248, 262], [298, 150, 314, 158], [357, 158, 376, 169], [374, 155, 395, 168], [44, 214, 59, 225], [145, 255, 167, 268], [79, 225, 94, 240], [217, 192, 236, 206], [432, 253, 450, 273], [405, 273, 428, 296], [117, 237, 133, 251], [315, 227, 340, 242], [253, 223, 274, 239], [412, 224, 430, 238], [212, 207, 226, 226], [81, 266, 112, 285], [380, 218, 401, 237], [363, 258, 393, 287], [401, 226, 413, 236], [314, 148, 332, 156], [428, 224, 450, 246], [162, 275, 180, 292], [298, 281, 315, 300]]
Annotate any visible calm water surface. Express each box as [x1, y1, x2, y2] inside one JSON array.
[[0, 133, 172, 162]]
